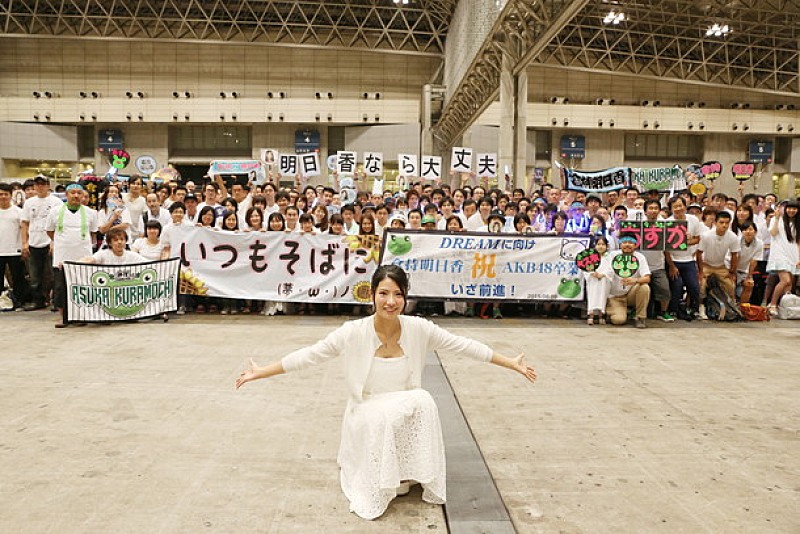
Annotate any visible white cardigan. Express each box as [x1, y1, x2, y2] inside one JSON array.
[[281, 315, 493, 404]]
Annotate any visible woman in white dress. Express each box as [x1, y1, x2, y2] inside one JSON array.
[[236, 265, 537, 520], [766, 200, 800, 314]]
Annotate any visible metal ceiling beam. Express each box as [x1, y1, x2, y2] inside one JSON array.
[[434, 0, 589, 148], [0, 0, 457, 56]]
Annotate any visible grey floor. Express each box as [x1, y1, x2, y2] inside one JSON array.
[[1, 311, 797, 533]]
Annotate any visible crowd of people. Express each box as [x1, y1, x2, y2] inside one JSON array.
[[1, 170, 798, 328]]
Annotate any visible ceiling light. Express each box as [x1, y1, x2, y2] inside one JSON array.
[[392, 0, 410, 4], [706, 23, 731, 37], [603, 11, 625, 25]]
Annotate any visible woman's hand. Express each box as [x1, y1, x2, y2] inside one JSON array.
[[512, 353, 537, 383], [236, 358, 261, 389]]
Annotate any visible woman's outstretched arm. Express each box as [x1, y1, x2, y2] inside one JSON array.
[[236, 358, 285, 389], [490, 352, 538, 383]]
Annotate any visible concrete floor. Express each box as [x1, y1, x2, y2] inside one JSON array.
[[1, 311, 798, 533]]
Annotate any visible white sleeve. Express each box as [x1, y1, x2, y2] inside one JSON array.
[[281, 321, 352, 372]]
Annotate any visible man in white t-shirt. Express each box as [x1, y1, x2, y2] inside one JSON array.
[[665, 196, 704, 320], [83, 227, 146, 265], [139, 193, 171, 235], [598, 234, 652, 328], [20, 176, 63, 309], [731, 221, 763, 305], [697, 210, 740, 301], [0, 183, 31, 309], [45, 183, 99, 328]]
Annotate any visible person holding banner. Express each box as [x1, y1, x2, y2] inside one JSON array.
[[82, 227, 146, 265], [236, 265, 537, 520], [598, 235, 652, 329], [46, 183, 99, 328]]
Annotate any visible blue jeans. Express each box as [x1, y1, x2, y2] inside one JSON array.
[[669, 261, 700, 313]]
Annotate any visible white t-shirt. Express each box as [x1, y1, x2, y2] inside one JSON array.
[[599, 250, 652, 297], [139, 208, 171, 234], [21, 194, 64, 247], [98, 207, 133, 240], [0, 205, 23, 256], [91, 249, 147, 265], [466, 212, 485, 231], [699, 229, 741, 267], [731, 236, 764, 273], [45, 205, 99, 267], [123, 193, 147, 234], [667, 214, 703, 262], [131, 238, 165, 261], [160, 224, 191, 257]]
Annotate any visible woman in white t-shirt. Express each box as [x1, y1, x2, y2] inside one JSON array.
[[131, 220, 167, 261]]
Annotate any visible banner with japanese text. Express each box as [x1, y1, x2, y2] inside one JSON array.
[[562, 166, 630, 193], [64, 259, 180, 322], [176, 227, 379, 303], [631, 166, 683, 192], [379, 230, 591, 301]]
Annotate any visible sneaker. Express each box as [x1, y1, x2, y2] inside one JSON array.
[[635, 318, 647, 329], [695, 310, 708, 320], [658, 312, 676, 322], [24, 302, 45, 311], [464, 307, 474, 317], [493, 308, 503, 319], [220, 307, 229, 315], [176, 306, 186, 316]]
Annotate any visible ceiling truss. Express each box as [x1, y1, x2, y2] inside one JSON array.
[[0, 0, 456, 56], [434, 0, 800, 147]]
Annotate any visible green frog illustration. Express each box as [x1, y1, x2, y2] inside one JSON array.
[[557, 277, 581, 299], [386, 234, 413, 256], [91, 268, 158, 317], [612, 254, 639, 278]]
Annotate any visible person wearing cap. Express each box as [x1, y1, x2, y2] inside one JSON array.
[[20, 175, 62, 310], [45, 184, 99, 328], [598, 234, 652, 328], [687, 203, 703, 219], [421, 215, 437, 230], [388, 212, 407, 229], [183, 193, 199, 224]]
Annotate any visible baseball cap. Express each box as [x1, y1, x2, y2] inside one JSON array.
[[487, 210, 506, 223], [421, 215, 437, 226], [184, 193, 198, 202], [619, 235, 638, 244]]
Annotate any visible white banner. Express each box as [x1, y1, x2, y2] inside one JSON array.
[[398, 154, 418, 177], [450, 147, 473, 172], [476, 153, 498, 178], [299, 152, 321, 176], [64, 259, 180, 322], [379, 230, 590, 301], [363, 152, 384, 176], [175, 227, 379, 303], [337, 151, 358, 175], [279, 154, 298, 176], [420, 156, 442, 181]]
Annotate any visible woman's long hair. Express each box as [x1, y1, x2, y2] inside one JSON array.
[[782, 200, 800, 243]]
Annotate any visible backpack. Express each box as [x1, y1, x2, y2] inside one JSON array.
[[704, 275, 743, 322], [777, 294, 800, 320]]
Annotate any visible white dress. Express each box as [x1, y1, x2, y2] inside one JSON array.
[[767, 219, 800, 274], [338, 355, 446, 520]]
